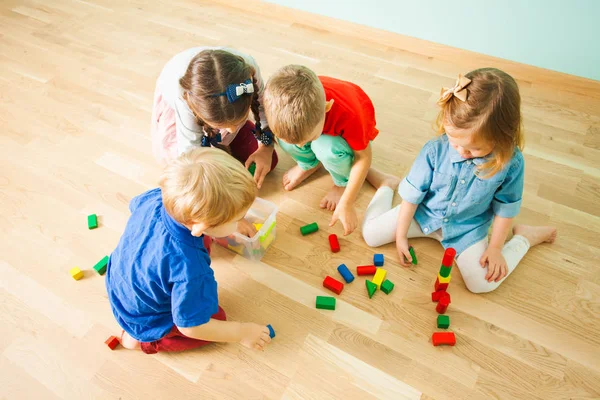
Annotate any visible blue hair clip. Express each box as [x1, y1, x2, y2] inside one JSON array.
[[211, 79, 254, 103]]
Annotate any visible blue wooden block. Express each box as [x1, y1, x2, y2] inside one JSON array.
[[374, 254, 384, 266], [267, 324, 275, 339], [337, 263, 355, 283]]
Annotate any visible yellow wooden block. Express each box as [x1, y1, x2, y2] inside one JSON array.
[[438, 273, 451, 284], [372, 268, 387, 289], [253, 223, 263, 231], [70, 267, 84, 280]]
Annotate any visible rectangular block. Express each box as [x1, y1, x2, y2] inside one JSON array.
[[437, 273, 451, 284], [93, 255, 109, 275], [432, 331, 456, 346], [267, 324, 276, 339], [329, 234, 340, 253], [87, 214, 98, 230], [105, 336, 120, 350], [300, 222, 318, 236], [435, 277, 449, 291], [373, 254, 384, 266], [408, 246, 417, 265], [337, 264, 354, 283], [316, 296, 336, 310], [431, 290, 447, 302], [372, 268, 387, 289], [439, 264, 452, 278], [323, 276, 344, 295], [69, 267, 84, 281], [437, 315, 450, 329], [442, 248, 456, 267], [380, 279, 394, 295], [356, 265, 376, 276]]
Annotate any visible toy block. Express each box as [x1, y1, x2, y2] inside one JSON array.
[[432, 332, 456, 346], [337, 264, 354, 283], [365, 280, 377, 298], [267, 324, 275, 339], [248, 163, 256, 176], [93, 255, 109, 275], [373, 253, 384, 266], [300, 222, 318, 236], [441, 247, 456, 267], [253, 223, 263, 231], [436, 292, 451, 314], [408, 246, 417, 265], [435, 277, 449, 291], [380, 279, 394, 295], [323, 276, 344, 295], [439, 264, 452, 278], [316, 296, 336, 310], [70, 267, 84, 281], [437, 315, 450, 329], [372, 268, 387, 289], [329, 234, 340, 253], [87, 214, 98, 229], [356, 265, 376, 276], [105, 335, 120, 350], [431, 290, 447, 302], [437, 273, 451, 284]]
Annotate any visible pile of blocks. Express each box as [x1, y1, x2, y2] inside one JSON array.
[[299, 223, 396, 311], [431, 248, 457, 346]]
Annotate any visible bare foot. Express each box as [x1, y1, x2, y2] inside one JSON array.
[[320, 185, 346, 211], [366, 167, 401, 190], [282, 164, 321, 191], [513, 224, 557, 247], [120, 331, 142, 350]]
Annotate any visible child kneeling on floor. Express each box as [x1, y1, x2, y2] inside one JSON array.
[[362, 68, 557, 293], [106, 148, 272, 353]]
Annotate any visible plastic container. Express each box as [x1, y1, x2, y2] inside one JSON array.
[[214, 197, 277, 261]]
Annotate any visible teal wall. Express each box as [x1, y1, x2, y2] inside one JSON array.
[[266, 0, 600, 81]]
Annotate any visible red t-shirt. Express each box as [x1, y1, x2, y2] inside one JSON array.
[[320, 76, 379, 151]]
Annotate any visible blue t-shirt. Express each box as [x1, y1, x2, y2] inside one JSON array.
[[106, 188, 218, 342], [398, 135, 524, 255]]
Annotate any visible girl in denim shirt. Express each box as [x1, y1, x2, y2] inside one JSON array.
[[362, 68, 557, 293]]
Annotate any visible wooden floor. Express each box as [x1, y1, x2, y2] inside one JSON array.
[[1, 0, 600, 399]]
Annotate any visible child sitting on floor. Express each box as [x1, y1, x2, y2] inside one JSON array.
[[106, 148, 272, 353]]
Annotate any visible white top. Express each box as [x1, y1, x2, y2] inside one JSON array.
[[155, 46, 267, 153]]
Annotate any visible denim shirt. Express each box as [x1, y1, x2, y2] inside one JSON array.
[[398, 135, 524, 255]]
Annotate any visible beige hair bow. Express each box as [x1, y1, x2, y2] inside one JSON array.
[[438, 74, 472, 105]]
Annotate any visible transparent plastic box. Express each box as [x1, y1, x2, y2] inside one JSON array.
[[214, 197, 277, 261]]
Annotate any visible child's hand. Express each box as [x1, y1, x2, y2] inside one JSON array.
[[395, 236, 413, 267], [240, 323, 272, 351], [237, 219, 258, 238], [480, 247, 508, 282], [330, 203, 358, 236], [245, 145, 275, 189]]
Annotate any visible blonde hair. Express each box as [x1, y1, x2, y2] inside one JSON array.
[[435, 68, 524, 177], [264, 65, 326, 144], [159, 148, 257, 227]]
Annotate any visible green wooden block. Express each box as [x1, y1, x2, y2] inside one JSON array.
[[300, 222, 318, 236], [437, 315, 450, 329], [366, 280, 377, 298], [439, 264, 452, 278], [316, 296, 336, 310], [408, 246, 417, 265], [381, 279, 395, 294], [87, 214, 98, 230], [93, 255, 109, 275], [248, 163, 256, 176]]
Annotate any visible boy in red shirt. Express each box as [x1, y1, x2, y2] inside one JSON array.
[[264, 65, 379, 235]]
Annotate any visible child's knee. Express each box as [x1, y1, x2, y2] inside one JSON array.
[[462, 275, 501, 294], [362, 221, 384, 248], [311, 135, 353, 164]]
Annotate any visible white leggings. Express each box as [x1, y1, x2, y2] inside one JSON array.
[[362, 187, 530, 293]]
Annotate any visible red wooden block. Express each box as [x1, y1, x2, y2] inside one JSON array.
[[323, 276, 344, 295], [356, 265, 377, 276], [328, 234, 340, 253], [432, 332, 456, 346], [105, 335, 120, 350], [442, 247, 456, 267], [436, 292, 451, 314], [435, 276, 449, 291], [431, 290, 447, 302]]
